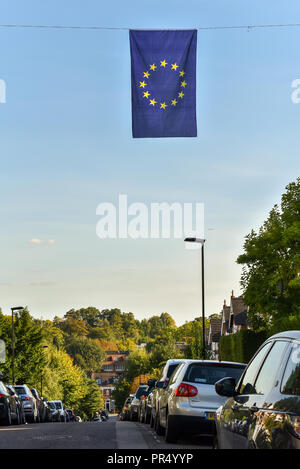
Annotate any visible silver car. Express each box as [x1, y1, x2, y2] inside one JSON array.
[[156, 360, 246, 443], [14, 384, 39, 424], [151, 359, 185, 429]]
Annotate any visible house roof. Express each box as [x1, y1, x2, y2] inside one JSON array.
[[209, 318, 222, 342], [231, 296, 247, 316]]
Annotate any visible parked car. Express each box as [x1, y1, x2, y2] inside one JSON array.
[[129, 385, 148, 421], [49, 400, 68, 422], [120, 395, 134, 421], [101, 410, 109, 421], [6, 384, 26, 424], [214, 331, 300, 449], [14, 384, 39, 423], [47, 400, 60, 422], [66, 408, 76, 422], [0, 379, 20, 425], [75, 415, 82, 422], [41, 398, 53, 422], [30, 388, 45, 422], [156, 359, 246, 443], [138, 379, 157, 424], [151, 359, 185, 429]]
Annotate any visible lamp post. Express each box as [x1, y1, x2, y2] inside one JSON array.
[[40, 345, 49, 396], [184, 238, 206, 360], [11, 306, 24, 385]]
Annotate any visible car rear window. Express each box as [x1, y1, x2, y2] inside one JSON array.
[[136, 387, 148, 399], [184, 363, 246, 385], [14, 386, 27, 395]]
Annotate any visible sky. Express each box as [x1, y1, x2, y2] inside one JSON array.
[[0, 0, 299, 325]]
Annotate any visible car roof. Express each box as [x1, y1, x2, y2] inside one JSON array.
[[268, 330, 300, 341], [178, 359, 246, 366]]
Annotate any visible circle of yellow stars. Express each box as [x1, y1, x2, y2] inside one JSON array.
[[138, 60, 187, 110]]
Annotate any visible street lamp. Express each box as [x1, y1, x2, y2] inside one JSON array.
[[11, 306, 24, 385], [184, 238, 206, 360], [40, 345, 49, 396]]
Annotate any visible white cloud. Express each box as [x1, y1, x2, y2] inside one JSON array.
[[29, 238, 45, 245], [28, 239, 56, 245]]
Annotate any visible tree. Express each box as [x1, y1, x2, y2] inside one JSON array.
[[65, 337, 106, 373], [237, 178, 300, 332], [112, 379, 131, 412]]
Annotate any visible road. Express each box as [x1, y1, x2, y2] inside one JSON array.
[[0, 415, 213, 449]]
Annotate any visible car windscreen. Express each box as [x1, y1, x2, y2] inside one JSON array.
[[48, 402, 56, 409], [54, 402, 62, 409], [167, 363, 180, 378], [184, 363, 246, 385], [136, 387, 148, 399]]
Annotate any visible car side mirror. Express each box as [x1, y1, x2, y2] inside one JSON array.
[[215, 377, 236, 397]]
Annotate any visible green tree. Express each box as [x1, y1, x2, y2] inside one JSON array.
[[112, 379, 131, 412], [237, 178, 300, 332], [65, 337, 106, 372]]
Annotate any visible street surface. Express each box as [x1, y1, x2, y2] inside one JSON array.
[[0, 415, 213, 449]]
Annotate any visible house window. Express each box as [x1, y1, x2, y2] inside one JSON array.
[[115, 365, 125, 371], [103, 365, 113, 371]]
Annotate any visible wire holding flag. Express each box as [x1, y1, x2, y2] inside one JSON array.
[[130, 30, 197, 138]]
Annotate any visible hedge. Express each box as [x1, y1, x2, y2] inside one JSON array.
[[218, 329, 267, 364]]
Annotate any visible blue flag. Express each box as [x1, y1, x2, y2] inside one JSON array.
[[130, 30, 197, 138]]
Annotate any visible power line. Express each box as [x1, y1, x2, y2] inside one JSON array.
[[0, 23, 300, 32]]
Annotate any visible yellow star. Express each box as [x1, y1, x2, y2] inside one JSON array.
[[171, 63, 179, 71], [144, 71, 150, 78], [171, 99, 177, 106], [181, 80, 187, 88], [178, 92, 184, 98], [150, 64, 157, 71], [143, 91, 150, 98], [160, 60, 168, 67], [150, 98, 157, 106], [139, 81, 147, 88], [180, 70, 185, 77], [160, 102, 167, 109]]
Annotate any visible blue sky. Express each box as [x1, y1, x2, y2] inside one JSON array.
[[0, 0, 299, 324]]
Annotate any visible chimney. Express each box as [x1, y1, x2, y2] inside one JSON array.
[[231, 290, 234, 298]]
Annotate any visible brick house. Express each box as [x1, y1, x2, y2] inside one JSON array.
[[91, 350, 130, 411]]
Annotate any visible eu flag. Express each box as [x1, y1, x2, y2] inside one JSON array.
[[130, 30, 197, 138]]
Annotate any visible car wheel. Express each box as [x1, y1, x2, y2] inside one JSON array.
[[165, 414, 178, 443]]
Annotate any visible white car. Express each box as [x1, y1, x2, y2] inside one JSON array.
[[48, 400, 68, 422], [157, 360, 246, 443]]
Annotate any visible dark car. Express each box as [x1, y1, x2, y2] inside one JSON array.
[[6, 384, 26, 424], [139, 379, 157, 424], [30, 388, 45, 422], [214, 331, 300, 449], [0, 379, 20, 425], [66, 408, 76, 422]]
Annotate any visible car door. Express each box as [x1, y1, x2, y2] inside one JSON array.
[[218, 341, 273, 449], [223, 340, 289, 449]]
